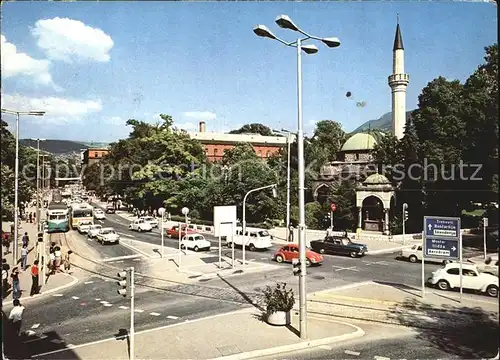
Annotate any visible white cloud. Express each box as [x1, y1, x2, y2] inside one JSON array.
[[31, 17, 114, 63], [0, 35, 58, 88], [175, 122, 198, 131], [182, 111, 216, 121], [1, 93, 102, 123]]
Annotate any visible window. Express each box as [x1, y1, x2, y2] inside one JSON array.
[[447, 268, 460, 275], [250, 232, 257, 237], [334, 239, 342, 245], [258, 151, 262, 157], [266, 151, 271, 158], [214, 149, 218, 156], [463, 269, 477, 277], [282, 246, 289, 252], [417, 246, 422, 251]]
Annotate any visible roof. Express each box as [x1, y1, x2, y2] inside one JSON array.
[[186, 132, 293, 146], [393, 23, 404, 51], [341, 133, 377, 152], [364, 173, 391, 185]]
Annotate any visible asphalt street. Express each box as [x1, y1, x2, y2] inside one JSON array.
[[3, 275, 248, 358]]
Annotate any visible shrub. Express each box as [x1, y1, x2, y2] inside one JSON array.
[[262, 282, 295, 316]]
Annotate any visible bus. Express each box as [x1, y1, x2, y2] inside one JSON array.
[[69, 203, 94, 229], [46, 202, 70, 233]]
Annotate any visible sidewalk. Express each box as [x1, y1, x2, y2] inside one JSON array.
[[2, 208, 78, 303], [35, 307, 364, 360]]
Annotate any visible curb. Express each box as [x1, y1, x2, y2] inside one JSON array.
[[310, 293, 398, 306], [14, 273, 79, 303], [209, 320, 365, 360]]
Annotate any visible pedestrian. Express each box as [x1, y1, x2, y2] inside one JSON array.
[[54, 245, 62, 272], [2, 259, 11, 297], [33, 212, 36, 224], [21, 245, 28, 271], [28, 212, 33, 223], [288, 224, 294, 242], [2, 233, 11, 255], [9, 299, 25, 336], [153, 209, 157, 218], [10, 267, 20, 300], [22, 232, 29, 248], [30, 260, 40, 296], [64, 250, 73, 273]]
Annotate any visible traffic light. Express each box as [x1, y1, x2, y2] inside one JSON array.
[[402, 203, 409, 222], [292, 258, 300, 276], [37, 232, 43, 243], [117, 269, 131, 298], [404, 210, 408, 222]]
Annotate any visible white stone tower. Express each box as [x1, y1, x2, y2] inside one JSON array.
[[388, 18, 409, 140]]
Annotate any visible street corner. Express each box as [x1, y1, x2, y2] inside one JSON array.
[[17, 273, 79, 303], [209, 311, 365, 360]]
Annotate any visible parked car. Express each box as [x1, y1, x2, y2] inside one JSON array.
[[400, 244, 450, 264], [467, 255, 499, 277], [273, 244, 324, 266], [105, 204, 116, 214], [141, 216, 159, 228], [310, 236, 368, 258], [129, 219, 152, 232], [427, 262, 498, 297], [180, 234, 211, 252], [225, 227, 273, 251], [166, 225, 196, 238], [96, 227, 120, 245], [88, 224, 103, 238], [94, 209, 106, 220], [77, 222, 93, 234]]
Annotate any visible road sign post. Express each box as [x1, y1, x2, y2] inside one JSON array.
[[423, 216, 461, 301], [117, 267, 135, 360], [483, 217, 488, 260], [330, 203, 336, 229]]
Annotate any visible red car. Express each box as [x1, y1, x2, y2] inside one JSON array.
[[273, 244, 323, 266], [166, 226, 196, 238]]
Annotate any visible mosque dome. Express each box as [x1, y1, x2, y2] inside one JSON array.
[[363, 173, 391, 185], [341, 133, 377, 152]]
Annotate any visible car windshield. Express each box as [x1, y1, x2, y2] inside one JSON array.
[[258, 230, 269, 237], [91, 225, 102, 230], [342, 239, 352, 246], [143, 217, 153, 221], [194, 236, 204, 241], [101, 230, 115, 235]]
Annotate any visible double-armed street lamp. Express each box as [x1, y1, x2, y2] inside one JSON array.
[[242, 184, 277, 266], [1, 108, 45, 262], [254, 15, 340, 340], [32, 138, 47, 232]]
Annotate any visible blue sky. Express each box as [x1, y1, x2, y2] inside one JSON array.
[[1, 1, 497, 143]]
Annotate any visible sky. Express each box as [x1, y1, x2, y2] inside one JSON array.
[[1, 1, 497, 143]]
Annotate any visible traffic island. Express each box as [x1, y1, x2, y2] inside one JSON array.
[[31, 307, 364, 360]]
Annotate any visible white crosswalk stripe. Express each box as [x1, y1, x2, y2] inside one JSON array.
[[31, 324, 40, 329], [104, 303, 113, 307], [84, 281, 94, 284], [345, 350, 360, 356], [119, 306, 129, 309], [72, 296, 80, 300], [52, 294, 63, 297], [150, 312, 161, 316], [134, 309, 144, 313], [167, 315, 179, 319]]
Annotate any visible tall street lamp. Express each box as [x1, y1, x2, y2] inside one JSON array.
[[254, 15, 340, 340], [158, 207, 166, 257], [32, 138, 47, 232], [242, 184, 277, 266], [1, 108, 45, 262]]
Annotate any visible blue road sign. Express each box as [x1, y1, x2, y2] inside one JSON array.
[[425, 237, 460, 259], [425, 217, 460, 238]]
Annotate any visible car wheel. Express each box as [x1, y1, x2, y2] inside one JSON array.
[[180, 244, 186, 250], [305, 259, 312, 267], [486, 285, 498, 298], [194, 246, 199, 252], [275, 255, 284, 263], [349, 251, 358, 258], [319, 248, 325, 254], [138, 228, 142, 232], [409, 255, 418, 263], [249, 243, 256, 251], [437, 280, 450, 291]]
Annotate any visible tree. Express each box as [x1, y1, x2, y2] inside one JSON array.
[[221, 143, 257, 165], [229, 123, 273, 136], [328, 181, 357, 231], [310, 120, 346, 162]]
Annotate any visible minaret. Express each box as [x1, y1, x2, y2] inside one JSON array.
[[388, 17, 409, 140]]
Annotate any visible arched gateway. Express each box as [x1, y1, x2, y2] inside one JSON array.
[[356, 173, 394, 235]]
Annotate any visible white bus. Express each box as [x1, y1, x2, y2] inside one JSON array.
[[69, 203, 94, 229]]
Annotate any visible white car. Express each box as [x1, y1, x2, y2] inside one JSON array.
[[181, 234, 211, 252], [141, 216, 159, 228], [96, 227, 120, 245], [400, 245, 449, 264], [226, 227, 273, 251], [88, 224, 103, 238], [129, 219, 152, 232], [427, 262, 499, 297], [77, 222, 93, 234], [94, 209, 106, 220]]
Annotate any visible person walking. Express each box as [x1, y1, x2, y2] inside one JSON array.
[[54, 245, 62, 272], [288, 224, 294, 242], [30, 260, 40, 296], [2, 232, 11, 255], [28, 212, 33, 224], [21, 232, 29, 248], [8, 299, 25, 336], [10, 267, 20, 300], [64, 250, 73, 273], [21, 245, 28, 271], [2, 259, 11, 297]]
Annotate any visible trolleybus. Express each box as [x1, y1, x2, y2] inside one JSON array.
[[69, 203, 94, 229], [46, 202, 70, 233]]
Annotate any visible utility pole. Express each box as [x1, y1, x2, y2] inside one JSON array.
[[117, 267, 135, 360], [402, 203, 408, 246]]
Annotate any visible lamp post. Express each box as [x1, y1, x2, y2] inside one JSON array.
[[1, 108, 45, 262], [181, 207, 189, 230], [254, 15, 340, 340], [32, 138, 46, 232], [242, 184, 277, 265], [158, 207, 166, 257]]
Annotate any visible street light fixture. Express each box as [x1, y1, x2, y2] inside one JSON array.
[[31, 138, 46, 232], [1, 108, 45, 263], [254, 14, 340, 340], [158, 207, 166, 257], [242, 184, 277, 266]]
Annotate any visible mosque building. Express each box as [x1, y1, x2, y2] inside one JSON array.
[[312, 21, 409, 235]]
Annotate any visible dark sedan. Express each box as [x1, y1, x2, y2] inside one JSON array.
[[310, 236, 368, 258]]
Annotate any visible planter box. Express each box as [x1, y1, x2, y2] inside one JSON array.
[[267, 311, 291, 326]]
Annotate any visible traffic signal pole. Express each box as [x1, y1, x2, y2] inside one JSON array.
[[129, 267, 135, 360]]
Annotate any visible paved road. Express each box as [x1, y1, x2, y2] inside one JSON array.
[[3, 275, 248, 358]]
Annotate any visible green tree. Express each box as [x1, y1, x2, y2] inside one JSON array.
[[229, 123, 273, 136]]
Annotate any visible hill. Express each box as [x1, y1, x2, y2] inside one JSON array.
[[351, 111, 413, 134], [20, 139, 88, 154]]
